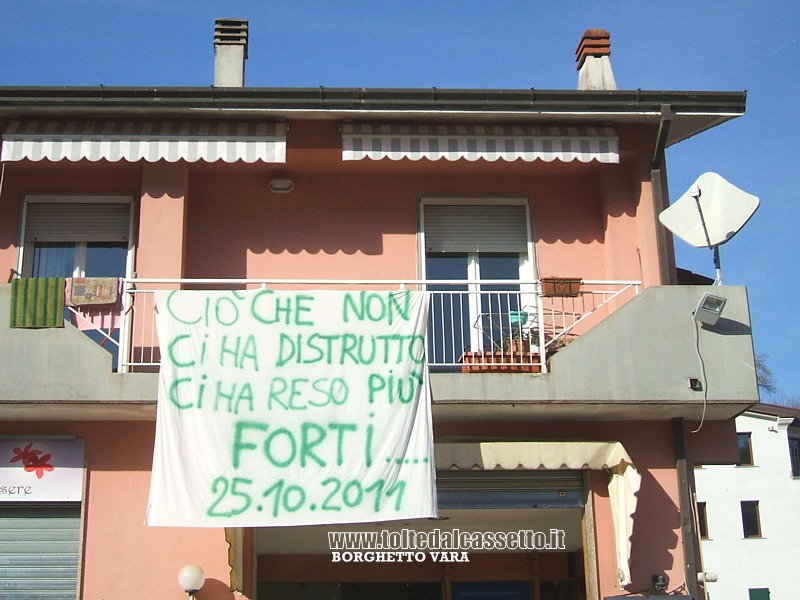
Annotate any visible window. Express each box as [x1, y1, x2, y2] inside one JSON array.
[[452, 582, 532, 600], [19, 195, 133, 279], [748, 588, 770, 600], [18, 196, 134, 365], [31, 241, 128, 278], [421, 199, 535, 365], [789, 437, 800, 477], [737, 432, 754, 466], [741, 500, 762, 538], [696, 501, 708, 539], [261, 583, 442, 600]]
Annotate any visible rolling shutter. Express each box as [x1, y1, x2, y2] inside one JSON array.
[[424, 205, 528, 253], [437, 470, 584, 509], [0, 503, 81, 599], [24, 202, 130, 243]]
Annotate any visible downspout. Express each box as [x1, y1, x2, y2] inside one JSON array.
[[672, 418, 700, 599], [651, 104, 676, 285], [659, 106, 703, 596]]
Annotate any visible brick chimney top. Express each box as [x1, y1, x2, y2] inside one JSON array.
[[575, 29, 616, 91], [575, 29, 612, 69]]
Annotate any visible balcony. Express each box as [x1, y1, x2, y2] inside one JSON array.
[[113, 278, 639, 373], [0, 280, 759, 422]]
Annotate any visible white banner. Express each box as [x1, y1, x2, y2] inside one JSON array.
[[146, 289, 437, 527]]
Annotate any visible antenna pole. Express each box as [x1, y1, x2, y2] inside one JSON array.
[[692, 189, 713, 248], [692, 187, 723, 285]]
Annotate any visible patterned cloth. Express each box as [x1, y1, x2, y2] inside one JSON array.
[[66, 277, 119, 306], [64, 278, 123, 332]]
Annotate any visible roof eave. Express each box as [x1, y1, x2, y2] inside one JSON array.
[[0, 86, 746, 144]]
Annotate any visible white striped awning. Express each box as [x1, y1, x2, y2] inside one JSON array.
[[1, 120, 287, 163], [436, 441, 639, 586], [342, 123, 618, 163]]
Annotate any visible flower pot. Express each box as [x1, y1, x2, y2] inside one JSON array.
[[541, 277, 582, 298], [505, 337, 531, 354], [459, 350, 541, 373]]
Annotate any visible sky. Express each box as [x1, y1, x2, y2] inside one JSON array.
[[1, 1, 798, 399]]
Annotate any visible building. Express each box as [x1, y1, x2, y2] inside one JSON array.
[[694, 404, 800, 600], [0, 22, 758, 600]]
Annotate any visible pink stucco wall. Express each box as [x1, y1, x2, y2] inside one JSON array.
[[0, 421, 238, 600], [0, 119, 662, 288], [437, 419, 693, 599], [0, 416, 721, 599], [0, 163, 141, 279], [0, 118, 677, 600]]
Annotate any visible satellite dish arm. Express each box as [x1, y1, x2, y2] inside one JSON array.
[[692, 186, 722, 285], [691, 186, 713, 249]]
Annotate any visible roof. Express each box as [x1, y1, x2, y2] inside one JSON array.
[[747, 402, 800, 420], [0, 86, 747, 147]]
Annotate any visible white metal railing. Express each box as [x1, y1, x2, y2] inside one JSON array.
[[111, 278, 639, 374]]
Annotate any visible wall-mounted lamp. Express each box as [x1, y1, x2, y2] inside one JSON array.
[[693, 292, 726, 326], [697, 571, 718, 584], [178, 564, 206, 598], [652, 574, 668, 591], [268, 178, 294, 193]]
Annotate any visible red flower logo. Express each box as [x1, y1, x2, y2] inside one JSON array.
[[25, 453, 54, 479], [9, 443, 55, 478]]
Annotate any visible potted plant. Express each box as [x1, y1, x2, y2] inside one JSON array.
[[503, 328, 538, 354]]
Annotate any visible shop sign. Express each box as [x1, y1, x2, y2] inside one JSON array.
[[1, 438, 85, 501]]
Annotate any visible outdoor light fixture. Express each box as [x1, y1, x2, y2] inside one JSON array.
[[652, 574, 668, 591], [693, 292, 726, 326], [268, 178, 294, 193], [178, 564, 206, 598], [697, 571, 718, 584]]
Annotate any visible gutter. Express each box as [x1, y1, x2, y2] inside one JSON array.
[[0, 85, 747, 118], [673, 418, 701, 599], [651, 104, 677, 284]]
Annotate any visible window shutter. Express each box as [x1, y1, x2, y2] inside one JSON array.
[[437, 470, 583, 508], [0, 503, 81, 598], [424, 205, 528, 253], [25, 203, 130, 243]]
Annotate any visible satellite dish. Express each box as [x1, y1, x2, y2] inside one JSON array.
[[659, 172, 759, 284]]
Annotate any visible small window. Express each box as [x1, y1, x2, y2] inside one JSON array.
[[789, 437, 800, 477], [737, 432, 754, 466], [696, 502, 709, 539], [748, 588, 770, 600], [31, 241, 128, 278], [741, 500, 762, 538], [19, 195, 133, 278]]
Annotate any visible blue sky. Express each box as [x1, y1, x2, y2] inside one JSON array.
[[2, 1, 798, 398]]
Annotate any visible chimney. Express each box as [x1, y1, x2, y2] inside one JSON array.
[[214, 18, 249, 87], [576, 29, 617, 91]]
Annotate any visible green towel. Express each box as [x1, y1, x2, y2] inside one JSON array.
[[10, 277, 66, 328]]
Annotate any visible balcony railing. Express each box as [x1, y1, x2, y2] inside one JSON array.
[[108, 278, 639, 374]]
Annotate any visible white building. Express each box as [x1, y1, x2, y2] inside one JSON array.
[[695, 404, 800, 600]]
